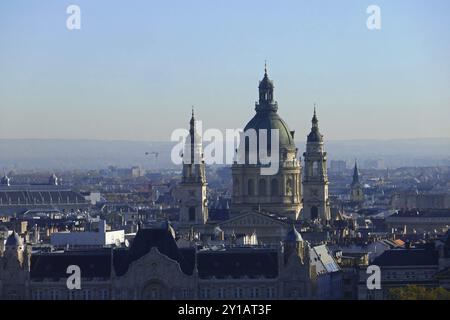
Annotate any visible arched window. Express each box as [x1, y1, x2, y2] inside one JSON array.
[[286, 178, 293, 195], [312, 161, 319, 176], [271, 179, 279, 196], [248, 179, 255, 196], [189, 207, 196, 221], [142, 281, 166, 300], [259, 179, 266, 196]]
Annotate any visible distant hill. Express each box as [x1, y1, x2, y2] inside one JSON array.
[[0, 138, 449, 171]]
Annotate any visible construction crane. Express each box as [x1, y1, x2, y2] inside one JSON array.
[[145, 151, 159, 159]]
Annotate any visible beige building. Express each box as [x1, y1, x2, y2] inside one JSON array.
[[391, 193, 450, 210]]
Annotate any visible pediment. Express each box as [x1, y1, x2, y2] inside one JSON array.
[[116, 247, 195, 289], [124, 247, 184, 278], [218, 211, 289, 228]]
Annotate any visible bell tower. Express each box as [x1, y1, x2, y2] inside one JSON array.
[[176, 109, 208, 225], [350, 161, 364, 203], [302, 107, 331, 223]]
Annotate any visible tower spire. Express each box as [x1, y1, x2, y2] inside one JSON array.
[[312, 104, 318, 128], [352, 160, 360, 185], [350, 159, 364, 203], [190, 106, 195, 133]]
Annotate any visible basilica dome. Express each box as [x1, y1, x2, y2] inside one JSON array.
[[244, 111, 296, 150], [241, 67, 297, 153]]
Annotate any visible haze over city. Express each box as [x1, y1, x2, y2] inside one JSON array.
[[2, 0, 450, 307]]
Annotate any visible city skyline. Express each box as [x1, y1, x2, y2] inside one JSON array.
[[1, 0, 450, 142], [2, 0, 450, 305]]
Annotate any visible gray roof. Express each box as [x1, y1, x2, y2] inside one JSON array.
[[372, 247, 438, 267], [0, 188, 88, 208], [310, 245, 341, 275]]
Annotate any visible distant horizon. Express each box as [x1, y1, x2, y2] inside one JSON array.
[[1, 138, 450, 172], [2, 137, 450, 143]]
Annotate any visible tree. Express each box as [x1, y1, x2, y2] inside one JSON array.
[[390, 285, 450, 300]]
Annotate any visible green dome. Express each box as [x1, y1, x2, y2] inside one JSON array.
[[244, 110, 296, 151]]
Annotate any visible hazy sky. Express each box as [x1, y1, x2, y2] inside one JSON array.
[[0, 0, 449, 142]]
